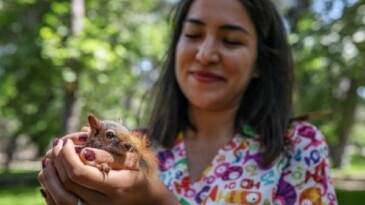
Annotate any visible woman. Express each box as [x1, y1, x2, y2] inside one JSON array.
[[38, 0, 338, 204]]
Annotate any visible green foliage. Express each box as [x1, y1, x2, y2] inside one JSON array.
[[0, 0, 62, 152], [0, 0, 171, 156], [291, 0, 365, 148], [350, 154, 365, 165], [351, 123, 365, 147]]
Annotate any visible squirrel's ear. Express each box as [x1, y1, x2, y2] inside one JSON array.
[[87, 114, 100, 129]]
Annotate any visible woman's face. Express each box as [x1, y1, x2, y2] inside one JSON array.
[[175, 0, 258, 111]]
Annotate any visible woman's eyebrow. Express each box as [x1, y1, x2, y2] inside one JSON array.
[[185, 18, 204, 26], [185, 18, 251, 36], [220, 24, 251, 36]]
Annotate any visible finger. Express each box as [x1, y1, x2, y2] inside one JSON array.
[[51, 148, 108, 205], [51, 136, 85, 185], [42, 138, 59, 161], [53, 138, 94, 193], [79, 148, 139, 171], [45, 147, 53, 158], [52, 139, 85, 190], [52, 140, 113, 204], [58, 139, 105, 189], [60, 132, 89, 145], [40, 188, 57, 205], [60, 175, 109, 205], [38, 163, 48, 186], [38, 159, 57, 205], [52, 139, 70, 189], [60, 140, 141, 192], [43, 160, 79, 205], [81, 126, 90, 132]]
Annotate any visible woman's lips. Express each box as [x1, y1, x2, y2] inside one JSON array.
[[190, 71, 224, 83]]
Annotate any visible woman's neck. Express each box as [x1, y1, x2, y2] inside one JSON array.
[[186, 105, 238, 140]]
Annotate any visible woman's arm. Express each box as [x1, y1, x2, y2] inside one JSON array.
[[38, 133, 179, 205]]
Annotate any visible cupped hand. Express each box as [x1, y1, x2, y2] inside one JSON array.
[[38, 127, 90, 205], [38, 128, 177, 205]]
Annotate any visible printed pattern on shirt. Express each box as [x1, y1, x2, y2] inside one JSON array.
[[157, 121, 338, 205]]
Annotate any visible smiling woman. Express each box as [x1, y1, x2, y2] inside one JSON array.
[[38, 0, 338, 204]]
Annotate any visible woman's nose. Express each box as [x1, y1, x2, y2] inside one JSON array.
[[196, 37, 220, 65]]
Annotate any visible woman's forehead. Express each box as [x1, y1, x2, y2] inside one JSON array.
[[185, 0, 256, 36]]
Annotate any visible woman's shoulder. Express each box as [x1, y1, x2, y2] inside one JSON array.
[[286, 120, 328, 152], [279, 121, 338, 205], [281, 120, 331, 173]]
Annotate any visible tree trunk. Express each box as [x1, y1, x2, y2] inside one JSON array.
[[71, 0, 84, 35], [330, 77, 360, 168], [60, 0, 84, 135], [3, 133, 19, 174], [61, 69, 82, 135]]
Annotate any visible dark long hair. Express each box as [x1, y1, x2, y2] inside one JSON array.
[[148, 0, 294, 164]]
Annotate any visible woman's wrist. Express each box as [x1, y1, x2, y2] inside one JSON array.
[[149, 178, 179, 205]]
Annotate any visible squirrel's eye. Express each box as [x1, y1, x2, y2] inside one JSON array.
[[106, 131, 115, 139]]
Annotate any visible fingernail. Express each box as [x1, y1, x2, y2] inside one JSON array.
[[63, 139, 68, 146], [53, 138, 59, 147], [40, 188, 47, 198], [84, 149, 96, 161], [75, 146, 83, 153], [78, 133, 88, 142], [41, 158, 48, 169]]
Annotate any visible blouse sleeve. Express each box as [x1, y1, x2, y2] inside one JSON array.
[[277, 122, 338, 205]]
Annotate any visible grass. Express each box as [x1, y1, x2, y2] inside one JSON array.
[[0, 169, 43, 205], [0, 186, 44, 205], [336, 189, 365, 205]]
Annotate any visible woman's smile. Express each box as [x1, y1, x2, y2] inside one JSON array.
[[190, 70, 225, 84]]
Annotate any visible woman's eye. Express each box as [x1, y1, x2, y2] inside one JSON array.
[[184, 33, 200, 39], [106, 131, 115, 139], [224, 39, 243, 46]]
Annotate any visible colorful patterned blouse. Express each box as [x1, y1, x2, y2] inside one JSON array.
[[156, 121, 338, 205]]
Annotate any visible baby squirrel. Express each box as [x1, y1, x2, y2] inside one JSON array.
[[84, 114, 158, 179]]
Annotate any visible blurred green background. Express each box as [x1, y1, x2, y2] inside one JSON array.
[[0, 0, 364, 204]]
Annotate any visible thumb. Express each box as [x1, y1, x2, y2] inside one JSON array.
[[81, 126, 90, 132], [79, 148, 140, 171]]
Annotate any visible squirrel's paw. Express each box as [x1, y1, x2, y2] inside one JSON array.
[[95, 162, 111, 173]]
